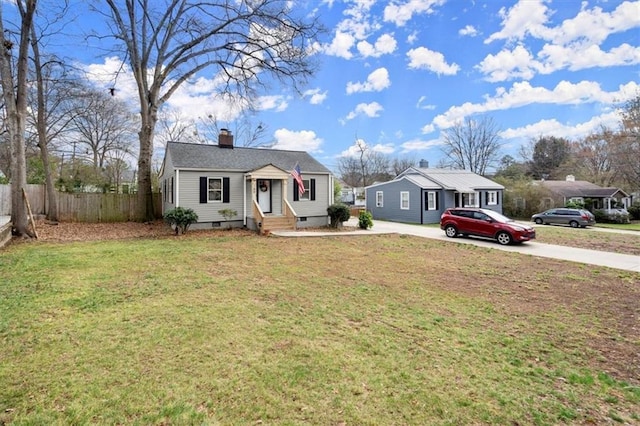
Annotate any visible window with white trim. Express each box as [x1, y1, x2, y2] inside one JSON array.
[[462, 192, 479, 207], [300, 179, 310, 200], [487, 191, 497, 205], [400, 191, 410, 210], [208, 178, 222, 202], [427, 191, 437, 210], [376, 191, 383, 207]]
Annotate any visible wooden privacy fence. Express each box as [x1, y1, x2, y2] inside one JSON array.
[[0, 184, 162, 222]]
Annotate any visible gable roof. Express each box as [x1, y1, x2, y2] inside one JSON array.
[[164, 142, 331, 174], [397, 167, 504, 192], [536, 180, 628, 198]]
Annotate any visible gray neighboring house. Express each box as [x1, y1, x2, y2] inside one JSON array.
[[535, 176, 631, 210], [365, 167, 505, 224], [159, 132, 333, 232]]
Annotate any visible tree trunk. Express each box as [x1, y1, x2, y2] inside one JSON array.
[[137, 106, 157, 222], [0, 1, 37, 237], [31, 24, 58, 222]]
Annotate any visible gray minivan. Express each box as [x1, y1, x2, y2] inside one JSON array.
[[531, 208, 596, 228]]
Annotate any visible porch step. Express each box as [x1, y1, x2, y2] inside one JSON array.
[[262, 216, 295, 231]]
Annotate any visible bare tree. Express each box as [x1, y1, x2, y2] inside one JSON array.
[[0, 0, 37, 237], [69, 86, 137, 175], [98, 0, 321, 221], [617, 94, 640, 188], [390, 157, 416, 176], [197, 112, 269, 147], [571, 127, 619, 187], [440, 116, 502, 175], [26, 1, 77, 221], [337, 139, 392, 191]]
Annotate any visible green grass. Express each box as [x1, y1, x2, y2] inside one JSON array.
[[1, 234, 639, 425], [595, 221, 640, 231]]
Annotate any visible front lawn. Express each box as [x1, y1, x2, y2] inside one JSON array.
[[1, 234, 639, 424]]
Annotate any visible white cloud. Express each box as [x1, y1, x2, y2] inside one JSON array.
[[416, 96, 436, 110], [421, 123, 435, 134], [407, 31, 419, 44], [431, 80, 640, 129], [485, 0, 550, 44], [339, 139, 395, 157], [320, 31, 356, 59], [256, 95, 289, 112], [304, 88, 328, 105], [271, 128, 323, 152], [346, 67, 391, 94], [537, 42, 640, 73], [407, 47, 460, 75], [344, 102, 384, 121], [476, 45, 537, 82], [543, 1, 640, 46], [459, 25, 478, 37], [500, 111, 622, 141], [83, 57, 138, 103], [383, 0, 446, 27], [400, 138, 443, 152], [481, 1, 640, 80], [357, 33, 398, 57]]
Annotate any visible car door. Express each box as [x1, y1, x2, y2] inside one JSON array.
[[554, 209, 570, 225], [544, 209, 560, 224], [472, 211, 495, 237]]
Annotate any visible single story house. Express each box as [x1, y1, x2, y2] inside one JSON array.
[[535, 175, 630, 210], [365, 167, 505, 224], [159, 131, 334, 232]]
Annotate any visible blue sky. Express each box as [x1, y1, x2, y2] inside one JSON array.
[[23, 1, 640, 173]]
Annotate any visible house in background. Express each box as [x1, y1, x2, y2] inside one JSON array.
[[365, 164, 505, 224], [338, 181, 365, 206], [535, 175, 630, 210], [159, 131, 333, 232]]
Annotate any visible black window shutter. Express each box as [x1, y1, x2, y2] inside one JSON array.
[[293, 180, 299, 201], [497, 191, 500, 204], [435, 192, 439, 210], [223, 177, 230, 203], [199, 177, 207, 203], [310, 179, 316, 201], [485, 191, 488, 206]]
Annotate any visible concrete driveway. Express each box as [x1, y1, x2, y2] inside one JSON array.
[[273, 219, 640, 273]]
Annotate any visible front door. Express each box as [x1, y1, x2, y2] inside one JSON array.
[[257, 179, 272, 213]]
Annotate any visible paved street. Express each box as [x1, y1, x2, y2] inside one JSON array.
[[273, 219, 640, 273]]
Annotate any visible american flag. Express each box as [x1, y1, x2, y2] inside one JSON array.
[[291, 163, 305, 195]]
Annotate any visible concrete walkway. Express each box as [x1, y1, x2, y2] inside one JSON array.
[[272, 219, 640, 273]]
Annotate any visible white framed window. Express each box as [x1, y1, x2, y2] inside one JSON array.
[[376, 191, 383, 207], [463, 192, 479, 207], [400, 191, 410, 210], [208, 177, 222, 202], [487, 191, 497, 205], [300, 179, 310, 200], [427, 191, 437, 210]]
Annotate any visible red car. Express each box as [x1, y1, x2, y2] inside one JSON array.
[[440, 208, 536, 245]]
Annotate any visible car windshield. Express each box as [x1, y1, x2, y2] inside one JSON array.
[[484, 210, 512, 223]]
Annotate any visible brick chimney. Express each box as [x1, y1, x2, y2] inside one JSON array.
[[218, 128, 234, 149]]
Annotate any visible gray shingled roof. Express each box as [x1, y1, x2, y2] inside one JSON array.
[[165, 142, 331, 174], [538, 180, 627, 198]]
